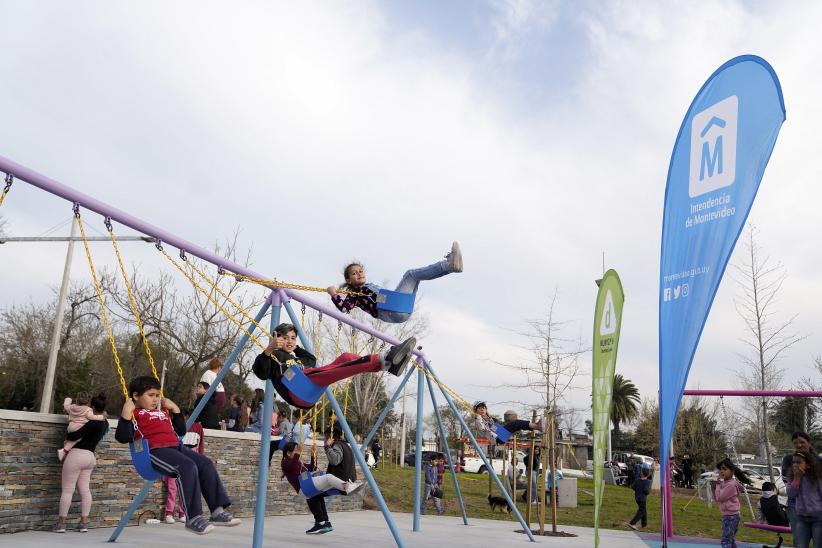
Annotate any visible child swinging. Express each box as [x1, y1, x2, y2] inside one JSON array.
[[326, 242, 463, 323]]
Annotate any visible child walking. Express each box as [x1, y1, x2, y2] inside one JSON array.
[[711, 458, 751, 548], [326, 242, 463, 324], [58, 392, 106, 462], [253, 323, 416, 409], [421, 455, 445, 515], [472, 401, 542, 444], [115, 376, 241, 535], [280, 441, 364, 535], [627, 464, 651, 530]]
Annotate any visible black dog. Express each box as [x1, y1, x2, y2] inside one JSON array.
[[487, 494, 512, 514]]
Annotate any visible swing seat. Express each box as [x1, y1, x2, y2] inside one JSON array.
[[129, 438, 162, 481], [282, 366, 325, 405], [299, 471, 344, 499], [376, 289, 415, 314], [494, 422, 513, 444]]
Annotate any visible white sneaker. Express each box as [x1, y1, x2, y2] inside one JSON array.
[[344, 481, 365, 495], [445, 242, 463, 273], [164, 515, 175, 524]]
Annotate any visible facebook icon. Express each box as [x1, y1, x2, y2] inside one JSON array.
[[689, 95, 738, 197]]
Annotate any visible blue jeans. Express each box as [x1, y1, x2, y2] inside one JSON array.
[[787, 503, 797, 534], [378, 259, 452, 323], [721, 514, 741, 548], [421, 484, 443, 514], [794, 515, 822, 548]]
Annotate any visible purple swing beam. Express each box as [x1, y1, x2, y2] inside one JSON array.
[[684, 389, 822, 397]]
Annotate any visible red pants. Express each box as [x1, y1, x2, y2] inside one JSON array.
[[290, 353, 381, 407]]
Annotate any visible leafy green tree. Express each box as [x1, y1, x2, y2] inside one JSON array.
[[611, 373, 640, 435]]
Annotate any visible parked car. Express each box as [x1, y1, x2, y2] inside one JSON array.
[[699, 466, 785, 495], [403, 450, 439, 467], [462, 449, 527, 475]]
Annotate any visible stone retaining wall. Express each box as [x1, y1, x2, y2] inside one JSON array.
[[0, 410, 362, 533]]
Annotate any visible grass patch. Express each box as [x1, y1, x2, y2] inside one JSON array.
[[365, 465, 788, 546]]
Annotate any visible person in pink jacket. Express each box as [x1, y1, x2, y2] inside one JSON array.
[[711, 458, 751, 548]]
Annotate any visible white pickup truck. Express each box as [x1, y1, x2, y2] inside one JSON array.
[[462, 450, 527, 475]]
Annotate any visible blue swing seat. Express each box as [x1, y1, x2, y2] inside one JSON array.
[[493, 422, 513, 444], [299, 471, 344, 498], [129, 438, 162, 481], [282, 366, 325, 405], [376, 289, 415, 314]]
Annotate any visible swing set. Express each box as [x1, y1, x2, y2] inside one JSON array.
[[0, 155, 539, 546]]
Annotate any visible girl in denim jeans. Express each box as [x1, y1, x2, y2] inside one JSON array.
[[712, 458, 751, 548]]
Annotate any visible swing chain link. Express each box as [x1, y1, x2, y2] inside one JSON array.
[[179, 248, 187, 261], [155, 238, 163, 251], [217, 266, 225, 276], [72, 202, 80, 218]]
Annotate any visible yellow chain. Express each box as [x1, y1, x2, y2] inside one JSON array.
[[222, 271, 367, 297], [157, 246, 269, 353], [175, 252, 277, 346], [106, 222, 162, 396], [76, 214, 129, 400], [0, 174, 13, 208]]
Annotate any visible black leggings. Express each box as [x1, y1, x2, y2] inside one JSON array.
[[306, 494, 328, 523], [630, 499, 647, 527]]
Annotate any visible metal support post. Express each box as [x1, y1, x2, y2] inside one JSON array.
[[424, 361, 535, 542], [425, 371, 468, 524], [252, 292, 282, 548], [412, 367, 424, 531], [282, 299, 405, 548]]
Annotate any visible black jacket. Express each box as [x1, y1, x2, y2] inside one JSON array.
[[252, 346, 317, 409], [326, 439, 357, 482], [193, 394, 219, 429], [760, 494, 789, 526], [66, 420, 109, 452]]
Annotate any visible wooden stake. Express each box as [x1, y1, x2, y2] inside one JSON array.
[[512, 435, 518, 503], [525, 410, 537, 526], [550, 413, 558, 533], [539, 410, 549, 535]]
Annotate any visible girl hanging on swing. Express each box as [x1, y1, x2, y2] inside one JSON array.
[[252, 323, 416, 409], [326, 242, 463, 324], [472, 401, 543, 444]]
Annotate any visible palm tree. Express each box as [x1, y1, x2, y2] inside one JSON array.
[[611, 374, 640, 435]]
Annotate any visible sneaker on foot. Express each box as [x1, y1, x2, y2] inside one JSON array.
[[445, 241, 463, 273], [437, 509, 445, 515], [306, 522, 326, 535], [185, 515, 215, 535], [164, 515, 175, 524], [77, 521, 89, 533], [627, 523, 638, 531], [210, 511, 241, 526], [320, 521, 333, 533], [57, 449, 66, 462], [344, 481, 365, 496], [383, 337, 416, 376], [52, 522, 66, 533]]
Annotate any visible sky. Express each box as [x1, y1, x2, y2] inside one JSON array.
[[1, 1, 821, 433]]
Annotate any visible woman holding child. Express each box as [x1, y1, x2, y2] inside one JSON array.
[[53, 393, 108, 533]]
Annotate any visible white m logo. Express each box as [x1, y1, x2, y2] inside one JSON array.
[[689, 96, 738, 198]]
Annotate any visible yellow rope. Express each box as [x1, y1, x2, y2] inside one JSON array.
[[175, 252, 277, 346], [0, 174, 12, 208], [157, 246, 269, 354], [76, 213, 128, 400], [106, 221, 162, 395], [222, 270, 367, 297]]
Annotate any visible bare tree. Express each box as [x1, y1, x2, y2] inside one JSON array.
[[497, 290, 588, 424], [732, 224, 807, 482]]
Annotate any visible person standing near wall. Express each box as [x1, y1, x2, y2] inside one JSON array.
[[200, 358, 226, 415], [53, 393, 108, 533]]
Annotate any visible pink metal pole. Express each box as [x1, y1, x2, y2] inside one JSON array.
[[684, 390, 822, 397]]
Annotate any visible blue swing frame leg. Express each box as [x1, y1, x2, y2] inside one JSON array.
[[108, 298, 272, 543], [251, 293, 282, 548], [424, 361, 536, 543], [282, 298, 405, 548], [425, 369, 468, 525], [360, 365, 416, 453], [413, 368, 424, 531]]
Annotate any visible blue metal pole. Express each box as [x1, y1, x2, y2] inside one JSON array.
[[425, 369, 468, 525], [281, 298, 405, 548], [412, 368, 424, 531], [108, 297, 272, 543], [424, 361, 536, 542], [360, 364, 416, 452], [252, 292, 282, 548]]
